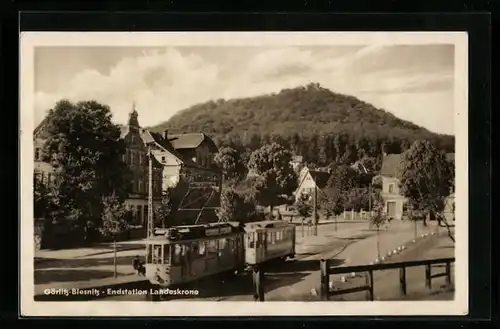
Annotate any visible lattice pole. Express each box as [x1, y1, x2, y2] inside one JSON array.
[[147, 145, 154, 238]]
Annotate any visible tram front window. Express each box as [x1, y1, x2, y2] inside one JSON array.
[[147, 244, 168, 265]]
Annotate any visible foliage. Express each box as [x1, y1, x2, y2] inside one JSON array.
[[326, 165, 359, 192], [214, 146, 247, 182], [319, 187, 344, 217], [34, 177, 53, 219], [218, 188, 257, 223], [371, 175, 383, 189], [41, 100, 131, 239], [251, 171, 280, 209], [399, 140, 454, 216], [399, 140, 455, 241], [295, 195, 312, 220], [152, 84, 454, 167], [154, 190, 173, 228], [370, 200, 388, 229], [247, 143, 298, 208], [99, 195, 131, 238]]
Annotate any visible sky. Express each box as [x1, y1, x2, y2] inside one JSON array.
[[34, 44, 455, 135]]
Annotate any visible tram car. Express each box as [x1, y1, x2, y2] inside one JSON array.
[[244, 220, 296, 266], [143, 219, 297, 290], [144, 222, 246, 287]]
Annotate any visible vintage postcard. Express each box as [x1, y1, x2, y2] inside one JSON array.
[[20, 31, 468, 316]]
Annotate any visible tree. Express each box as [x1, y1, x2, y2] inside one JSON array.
[[41, 100, 131, 241], [295, 195, 312, 221], [399, 140, 455, 242], [319, 187, 344, 218], [214, 146, 247, 182], [369, 200, 388, 259], [99, 195, 132, 278], [247, 143, 298, 210], [217, 188, 256, 223], [154, 190, 172, 228], [327, 165, 358, 192]]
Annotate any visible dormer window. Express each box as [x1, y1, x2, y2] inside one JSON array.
[[161, 156, 166, 163]]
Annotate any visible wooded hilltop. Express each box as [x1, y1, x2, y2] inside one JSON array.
[[150, 83, 454, 168]]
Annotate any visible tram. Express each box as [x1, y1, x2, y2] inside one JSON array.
[[144, 222, 246, 288], [143, 219, 297, 298], [244, 220, 296, 266]]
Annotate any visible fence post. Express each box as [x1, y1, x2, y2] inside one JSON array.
[[365, 270, 374, 301], [320, 259, 329, 300], [399, 267, 407, 296], [425, 264, 432, 289], [445, 261, 452, 286], [252, 266, 265, 301]]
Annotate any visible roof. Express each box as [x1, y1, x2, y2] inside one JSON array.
[[307, 170, 331, 189], [34, 117, 49, 139], [244, 220, 292, 230], [380, 154, 403, 177], [381, 152, 456, 178], [167, 133, 216, 151]]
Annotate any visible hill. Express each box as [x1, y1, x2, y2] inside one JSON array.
[[150, 83, 454, 166]]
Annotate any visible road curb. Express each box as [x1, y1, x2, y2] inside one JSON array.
[[337, 229, 438, 285]]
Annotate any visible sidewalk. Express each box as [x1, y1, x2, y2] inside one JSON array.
[[222, 221, 440, 301]]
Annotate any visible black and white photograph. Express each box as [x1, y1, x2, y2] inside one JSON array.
[[20, 32, 468, 316]]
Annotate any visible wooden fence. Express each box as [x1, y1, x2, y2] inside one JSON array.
[[319, 257, 455, 301]]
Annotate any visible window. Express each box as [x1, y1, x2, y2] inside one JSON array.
[[198, 241, 206, 257], [35, 148, 40, 160], [138, 179, 143, 193], [172, 244, 182, 265], [137, 205, 143, 225], [248, 232, 255, 248], [161, 156, 166, 163], [143, 206, 149, 226], [207, 239, 217, 257], [388, 184, 394, 194], [151, 245, 162, 264], [163, 245, 170, 264], [218, 238, 227, 250]]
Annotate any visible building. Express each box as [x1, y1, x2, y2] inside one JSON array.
[[379, 154, 407, 220], [33, 104, 221, 227], [294, 167, 331, 202], [380, 153, 455, 220]]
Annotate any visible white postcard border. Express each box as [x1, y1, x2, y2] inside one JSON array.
[[20, 31, 468, 317]]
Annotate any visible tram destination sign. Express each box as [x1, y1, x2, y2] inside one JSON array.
[[205, 226, 232, 236]]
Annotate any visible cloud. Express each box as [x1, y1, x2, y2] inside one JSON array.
[[34, 45, 454, 134]]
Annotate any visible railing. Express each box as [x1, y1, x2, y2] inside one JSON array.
[[319, 257, 455, 301]]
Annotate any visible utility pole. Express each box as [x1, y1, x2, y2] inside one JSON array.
[[147, 145, 154, 238], [369, 182, 372, 217], [312, 186, 318, 236]]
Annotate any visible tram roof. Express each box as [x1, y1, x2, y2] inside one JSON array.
[[243, 220, 292, 230], [147, 221, 243, 243]]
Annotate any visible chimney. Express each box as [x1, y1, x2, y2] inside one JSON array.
[[162, 129, 169, 140]]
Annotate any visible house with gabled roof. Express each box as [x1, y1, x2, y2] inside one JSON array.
[[34, 104, 221, 227], [380, 152, 455, 221], [294, 167, 331, 202]]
